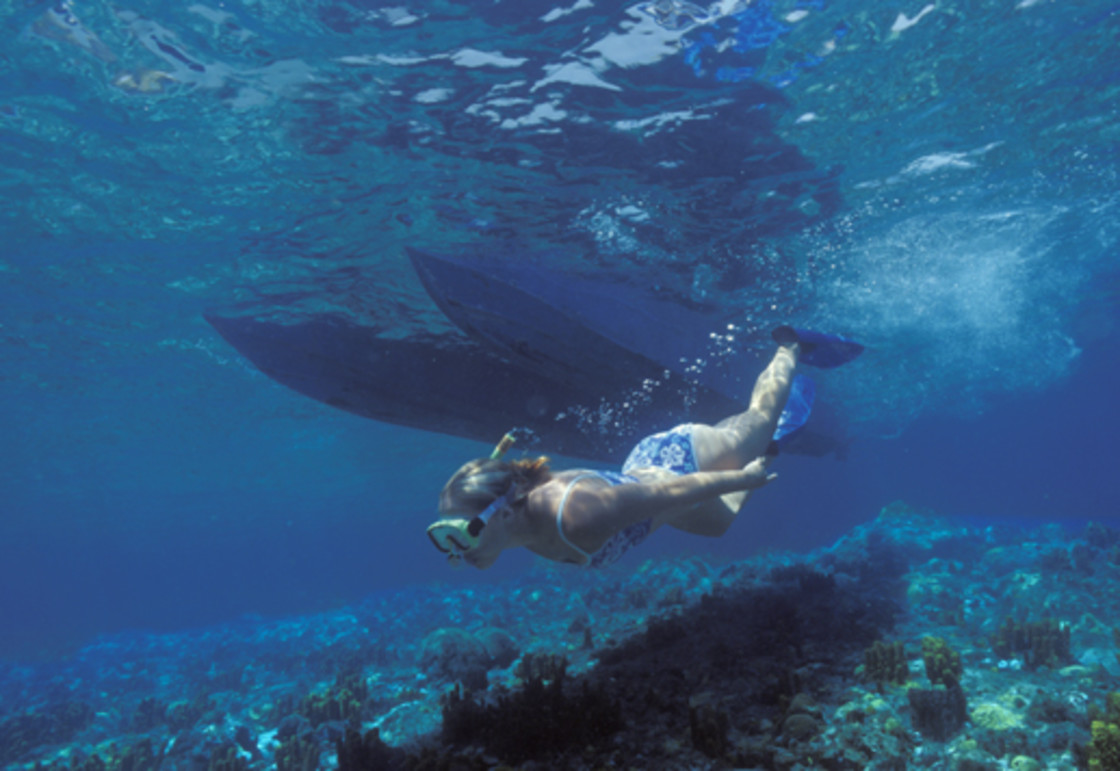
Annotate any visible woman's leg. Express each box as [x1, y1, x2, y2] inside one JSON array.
[[663, 345, 798, 536], [691, 343, 799, 472]]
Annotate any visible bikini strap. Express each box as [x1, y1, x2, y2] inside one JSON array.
[[555, 473, 598, 565]]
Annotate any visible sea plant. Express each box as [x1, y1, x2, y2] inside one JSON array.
[[299, 671, 368, 727], [921, 636, 962, 687], [992, 617, 1071, 670], [862, 640, 909, 686], [276, 732, 320, 771], [1088, 693, 1120, 771]]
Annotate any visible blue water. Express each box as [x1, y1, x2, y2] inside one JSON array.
[[2, 0, 1119, 672]]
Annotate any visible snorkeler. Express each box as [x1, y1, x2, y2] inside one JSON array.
[[427, 327, 863, 569]]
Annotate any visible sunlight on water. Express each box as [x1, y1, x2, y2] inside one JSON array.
[[813, 205, 1085, 434]]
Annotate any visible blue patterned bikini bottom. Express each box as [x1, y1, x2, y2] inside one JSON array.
[[622, 423, 700, 476]]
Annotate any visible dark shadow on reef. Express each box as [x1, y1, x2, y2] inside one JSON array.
[[361, 559, 906, 769]]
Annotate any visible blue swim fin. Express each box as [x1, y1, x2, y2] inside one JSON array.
[[773, 374, 815, 444], [772, 326, 864, 368]]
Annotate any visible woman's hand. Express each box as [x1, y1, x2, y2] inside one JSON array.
[[741, 456, 777, 489]]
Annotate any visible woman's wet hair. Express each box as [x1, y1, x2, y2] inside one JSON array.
[[439, 456, 551, 517]]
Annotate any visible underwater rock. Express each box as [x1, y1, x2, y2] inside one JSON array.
[[908, 683, 968, 741], [373, 699, 441, 746], [475, 627, 519, 669], [782, 712, 822, 743], [819, 501, 977, 583], [417, 628, 490, 689], [1009, 756, 1043, 771]]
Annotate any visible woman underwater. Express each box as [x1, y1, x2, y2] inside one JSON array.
[[426, 327, 862, 569]]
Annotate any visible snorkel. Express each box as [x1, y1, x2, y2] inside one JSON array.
[[426, 432, 517, 566], [490, 431, 515, 461]]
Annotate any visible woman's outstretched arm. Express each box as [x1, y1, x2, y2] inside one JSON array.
[[566, 458, 776, 543]]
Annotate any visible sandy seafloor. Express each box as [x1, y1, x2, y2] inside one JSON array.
[[3, 503, 1120, 771]]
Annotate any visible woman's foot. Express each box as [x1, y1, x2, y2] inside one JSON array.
[[771, 326, 863, 368]]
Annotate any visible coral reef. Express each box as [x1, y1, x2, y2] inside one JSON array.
[[7, 506, 1120, 770], [0, 701, 94, 766]]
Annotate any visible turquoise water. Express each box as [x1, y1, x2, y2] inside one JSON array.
[[2, 3, 1120, 763]]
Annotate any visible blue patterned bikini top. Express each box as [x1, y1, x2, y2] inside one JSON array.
[[554, 471, 652, 569]]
